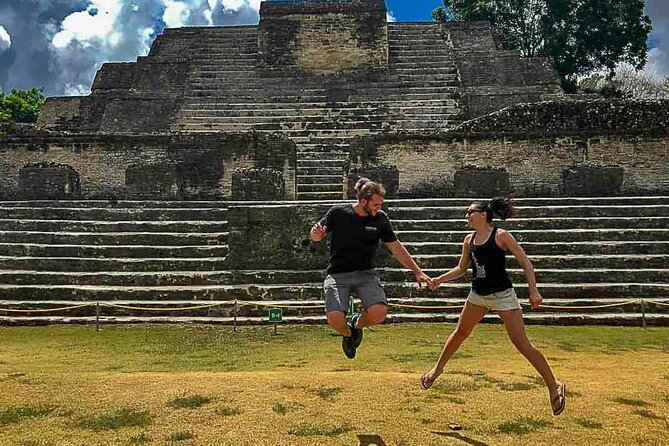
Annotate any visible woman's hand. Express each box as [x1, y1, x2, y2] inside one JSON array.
[[428, 276, 441, 292], [529, 289, 542, 309]]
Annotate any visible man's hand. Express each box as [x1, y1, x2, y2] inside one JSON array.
[[414, 270, 433, 288], [310, 222, 328, 242], [427, 276, 441, 292], [529, 289, 542, 309]]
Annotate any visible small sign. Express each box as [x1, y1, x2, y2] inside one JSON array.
[[268, 308, 283, 323]]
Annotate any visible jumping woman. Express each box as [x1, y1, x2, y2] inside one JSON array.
[[420, 197, 566, 416]]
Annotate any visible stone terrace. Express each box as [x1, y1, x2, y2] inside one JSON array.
[[0, 197, 667, 325]]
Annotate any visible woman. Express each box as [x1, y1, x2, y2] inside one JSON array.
[[420, 197, 566, 416]]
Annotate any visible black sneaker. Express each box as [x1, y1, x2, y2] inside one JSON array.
[[348, 313, 363, 348], [341, 335, 356, 359]]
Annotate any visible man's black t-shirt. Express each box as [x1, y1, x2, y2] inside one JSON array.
[[319, 204, 398, 274]]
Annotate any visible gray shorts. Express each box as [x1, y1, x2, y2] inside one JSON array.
[[323, 269, 387, 313]]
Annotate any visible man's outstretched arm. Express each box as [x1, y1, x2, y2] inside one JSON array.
[[385, 240, 432, 287]]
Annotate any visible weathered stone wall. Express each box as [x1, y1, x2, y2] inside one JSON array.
[[258, 0, 388, 71], [443, 22, 562, 118], [0, 127, 296, 200], [350, 100, 669, 197], [228, 203, 331, 270]]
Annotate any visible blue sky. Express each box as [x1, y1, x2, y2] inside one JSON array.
[[386, 0, 443, 22], [0, 0, 666, 96]]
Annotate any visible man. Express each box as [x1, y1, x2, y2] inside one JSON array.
[[310, 178, 432, 359]]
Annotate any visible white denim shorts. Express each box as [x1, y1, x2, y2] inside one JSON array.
[[467, 288, 521, 312]]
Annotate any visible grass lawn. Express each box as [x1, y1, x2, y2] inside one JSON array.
[[0, 323, 667, 446]]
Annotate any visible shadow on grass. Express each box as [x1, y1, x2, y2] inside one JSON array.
[[166, 431, 194, 442], [310, 385, 343, 401], [168, 394, 211, 409], [357, 434, 387, 445], [75, 408, 152, 431], [431, 431, 490, 446], [0, 406, 55, 426], [216, 405, 242, 416], [290, 423, 351, 437], [574, 418, 603, 429], [498, 417, 552, 434], [632, 409, 666, 420], [612, 397, 649, 407]]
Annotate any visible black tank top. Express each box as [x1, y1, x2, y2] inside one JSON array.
[[470, 227, 513, 295]]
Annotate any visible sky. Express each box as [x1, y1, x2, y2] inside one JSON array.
[[0, 0, 666, 97]]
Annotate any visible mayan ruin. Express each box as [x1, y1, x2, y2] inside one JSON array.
[[0, 0, 667, 326]]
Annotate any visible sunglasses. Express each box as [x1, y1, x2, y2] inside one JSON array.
[[464, 209, 485, 217]]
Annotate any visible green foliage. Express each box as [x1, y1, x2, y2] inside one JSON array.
[[75, 408, 153, 430], [167, 394, 211, 409], [0, 87, 45, 123], [432, 0, 651, 92]]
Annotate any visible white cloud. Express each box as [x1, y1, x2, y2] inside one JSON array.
[[0, 26, 11, 52], [52, 1, 124, 49], [387, 11, 397, 23], [163, 1, 191, 28], [646, 47, 669, 79]]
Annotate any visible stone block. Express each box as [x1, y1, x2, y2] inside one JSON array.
[[18, 162, 81, 200], [232, 168, 286, 200], [454, 167, 510, 197], [125, 163, 183, 199], [562, 165, 624, 197]]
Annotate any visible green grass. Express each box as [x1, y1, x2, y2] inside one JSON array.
[[289, 424, 351, 437], [75, 408, 152, 430], [216, 406, 242, 417], [574, 418, 603, 429], [0, 406, 54, 426], [498, 417, 552, 434], [311, 386, 343, 401], [166, 431, 194, 441], [499, 382, 536, 391], [612, 397, 649, 407], [632, 409, 665, 420], [167, 395, 211, 409], [432, 378, 481, 394], [128, 433, 151, 445]]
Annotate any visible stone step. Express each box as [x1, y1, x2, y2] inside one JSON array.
[[176, 118, 389, 131], [3, 312, 667, 327], [297, 158, 347, 167], [386, 205, 669, 220], [296, 175, 343, 183], [386, 197, 669, 207], [0, 244, 230, 258], [0, 282, 665, 302], [0, 219, 228, 233], [0, 256, 229, 272], [0, 231, 228, 246], [399, 254, 669, 270], [395, 229, 669, 243], [297, 191, 344, 200], [0, 200, 229, 208], [297, 183, 343, 193], [1, 268, 666, 287], [297, 167, 344, 176], [185, 98, 460, 108], [392, 217, 669, 231], [400, 241, 669, 256], [0, 207, 228, 221]]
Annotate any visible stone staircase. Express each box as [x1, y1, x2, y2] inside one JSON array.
[[166, 23, 463, 199], [0, 197, 667, 326]]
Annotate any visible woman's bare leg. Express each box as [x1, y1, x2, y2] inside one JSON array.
[[420, 301, 489, 389]]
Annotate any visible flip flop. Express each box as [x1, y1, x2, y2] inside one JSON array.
[[552, 381, 566, 416]]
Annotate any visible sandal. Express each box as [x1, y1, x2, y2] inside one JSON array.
[[551, 381, 566, 416]]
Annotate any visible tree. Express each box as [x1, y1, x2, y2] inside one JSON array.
[[432, 0, 652, 92], [0, 88, 46, 123]]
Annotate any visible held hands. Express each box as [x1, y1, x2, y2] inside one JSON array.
[[427, 276, 441, 292], [414, 270, 433, 289], [310, 222, 327, 242], [529, 289, 543, 309]]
